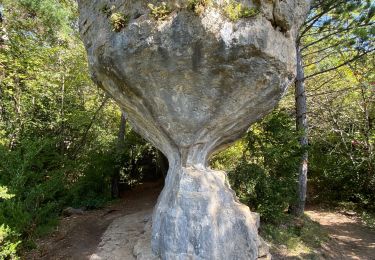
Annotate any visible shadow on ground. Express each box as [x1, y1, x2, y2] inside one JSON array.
[[26, 182, 163, 260]]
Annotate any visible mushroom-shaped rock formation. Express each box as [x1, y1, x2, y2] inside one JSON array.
[[78, 0, 310, 259]]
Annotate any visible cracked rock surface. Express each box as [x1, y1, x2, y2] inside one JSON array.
[[78, 1, 310, 259]]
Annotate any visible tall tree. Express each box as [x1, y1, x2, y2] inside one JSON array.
[[293, 0, 374, 216], [111, 112, 127, 198], [294, 44, 308, 216]]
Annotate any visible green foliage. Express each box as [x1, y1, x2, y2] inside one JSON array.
[[0, 186, 14, 200], [361, 211, 375, 229], [224, 1, 259, 21], [214, 110, 302, 223], [309, 132, 375, 209], [261, 215, 328, 256], [2, 0, 76, 41], [69, 150, 114, 209], [0, 224, 20, 260], [0, 187, 20, 259], [306, 54, 375, 209], [210, 141, 245, 171], [230, 163, 294, 223], [0, 139, 68, 239], [301, 0, 374, 79], [110, 12, 128, 32], [148, 2, 171, 20], [187, 0, 211, 15]]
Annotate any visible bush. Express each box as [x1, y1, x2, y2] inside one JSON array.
[[0, 187, 20, 259], [148, 2, 171, 20], [309, 136, 375, 210], [68, 150, 114, 209], [213, 110, 302, 223], [0, 139, 69, 250], [224, 1, 259, 21], [187, 0, 211, 15], [230, 162, 297, 223], [0, 224, 20, 260], [110, 12, 128, 32]]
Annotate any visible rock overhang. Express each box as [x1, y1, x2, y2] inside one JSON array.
[[79, 0, 310, 166]]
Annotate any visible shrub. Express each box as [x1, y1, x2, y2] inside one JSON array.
[[68, 150, 114, 209], [213, 110, 302, 223], [0, 186, 14, 200], [187, 0, 211, 15], [148, 2, 171, 20], [110, 12, 128, 32], [0, 224, 20, 260], [0, 187, 20, 259], [0, 139, 69, 253], [224, 1, 259, 21], [229, 161, 297, 223]]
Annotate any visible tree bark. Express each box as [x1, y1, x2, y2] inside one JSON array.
[[111, 111, 126, 198], [117, 112, 127, 149], [293, 44, 308, 217], [60, 73, 65, 155]]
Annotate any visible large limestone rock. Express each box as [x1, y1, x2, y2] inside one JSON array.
[[78, 0, 310, 259]]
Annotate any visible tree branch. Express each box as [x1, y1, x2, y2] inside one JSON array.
[[299, 0, 349, 40], [302, 38, 353, 58], [300, 21, 372, 51], [304, 50, 374, 80], [72, 96, 109, 157], [303, 49, 350, 68]]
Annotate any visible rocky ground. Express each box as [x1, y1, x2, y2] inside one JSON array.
[[26, 183, 375, 260]]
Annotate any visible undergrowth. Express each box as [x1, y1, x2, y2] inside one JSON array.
[[261, 215, 329, 258], [336, 202, 375, 229]]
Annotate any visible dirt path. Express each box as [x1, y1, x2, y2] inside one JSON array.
[[306, 209, 375, 260], [26, 182, 162, 260], [26, 186, 375, 260]]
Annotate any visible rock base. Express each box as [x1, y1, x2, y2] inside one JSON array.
[[150, 165, 271, 260], [90, 210, 153, 260], [89, 193, 271, 260], [134, 220, 271, 260]]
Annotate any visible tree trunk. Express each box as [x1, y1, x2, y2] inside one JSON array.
[[0, 4, 6, 47], [111, 112, 126, 198], [60, 73, 65, 155], [293, 44, 308, 217]]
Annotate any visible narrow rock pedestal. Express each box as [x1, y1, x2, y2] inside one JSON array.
[[78, 0, 311, 259], [152, 165, 262, 259]]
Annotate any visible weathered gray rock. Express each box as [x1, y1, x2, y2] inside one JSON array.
[[90, 210, 154, 260], [62, 207, 85, 216], [78, 0, 310, 259]]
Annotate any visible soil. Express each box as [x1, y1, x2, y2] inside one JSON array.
[[26, 185, 375, 260], [305, 209, 375, 260], [26, 182, 162, 260]]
